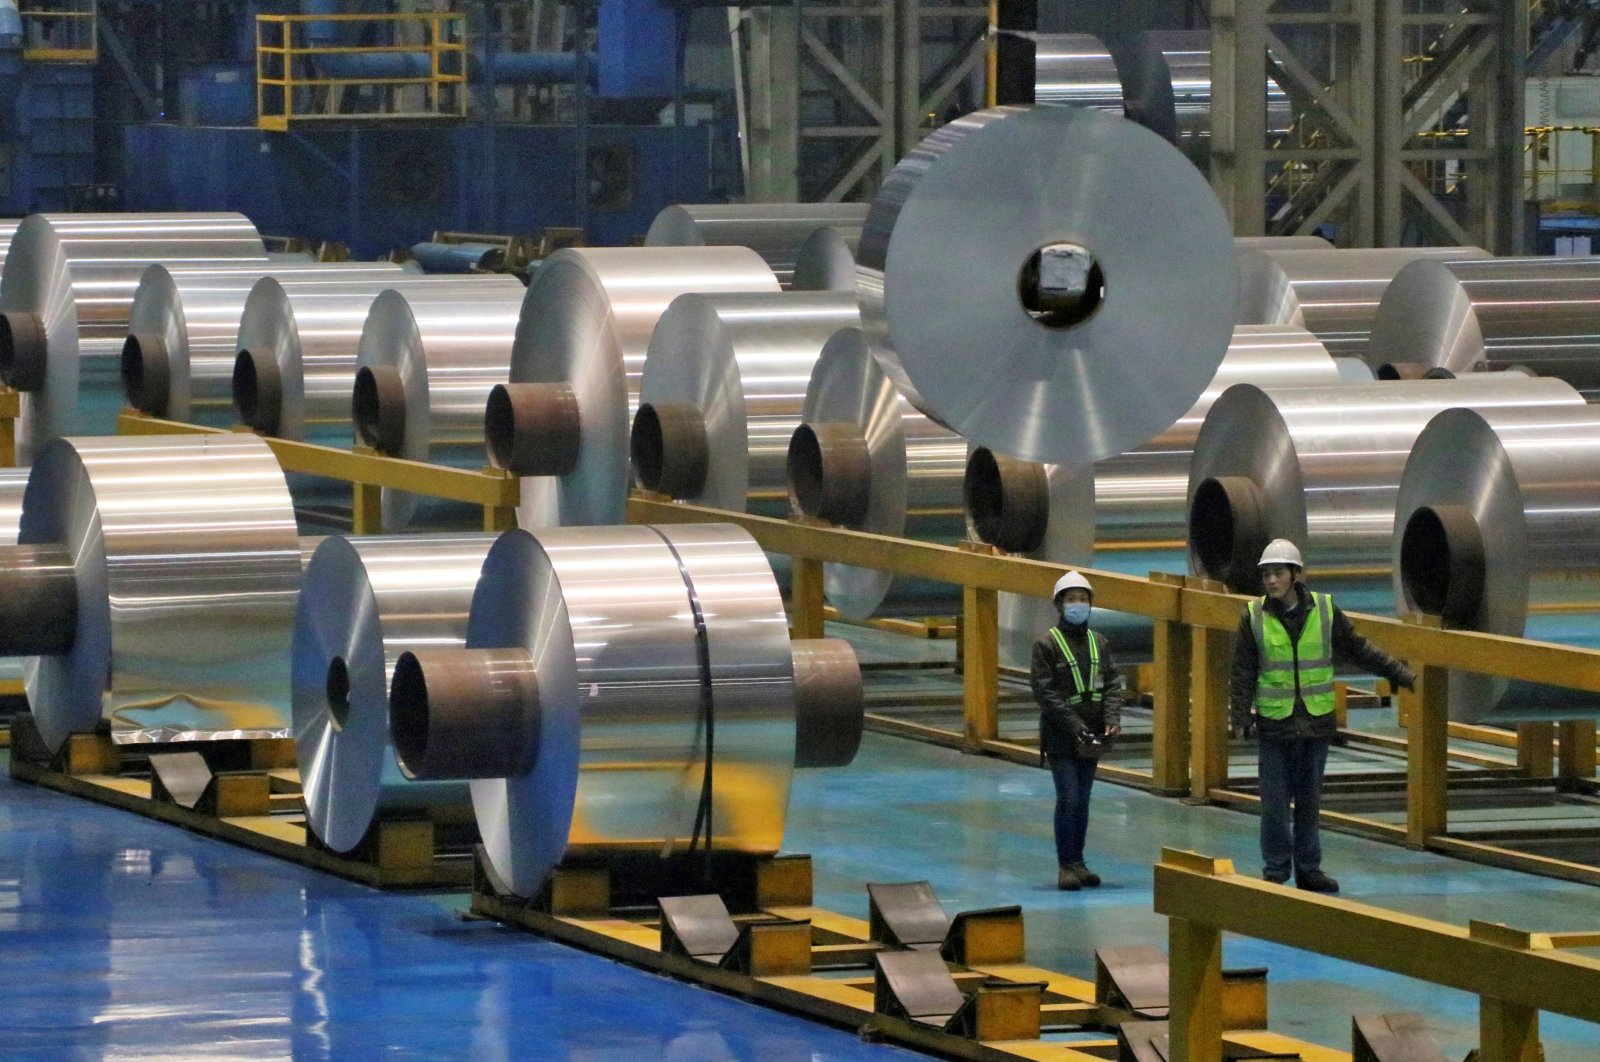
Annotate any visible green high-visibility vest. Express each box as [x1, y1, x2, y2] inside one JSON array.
[[1047, 626, 1102, 703], [1248, 591, 1336, 719]]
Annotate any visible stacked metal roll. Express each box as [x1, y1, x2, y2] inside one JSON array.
[[645, 204, 869, 289], [1187, 377, 1587, 612], [1032, 34, 1127, 111], [0, 219, 17, 275], [409, 241, 504, 274], [387, 524, 863, 898], [352, 284, 528, 531], [124, 261, 406, 426], [857, 105, 1237, 466], [0, 213, 268, 458], [1394, 405, 1600, 722], [788, 326, 967, 620], [1235, 245, 1492, 359], [0, 433, 302, 751], [631, 291, 860, 516], [1367, 257, 1600, 396], [293, 533, 496, 852], [486, 247, 779, 528], [791, 226, 859, 292], [0, 467, 29, 687]]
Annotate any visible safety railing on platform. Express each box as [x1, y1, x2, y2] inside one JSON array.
[[1525, 124, 1600, 209], [255, 11, 468, 132], [18, 0, 97, 62], [1155, 847, 1600, 1062]]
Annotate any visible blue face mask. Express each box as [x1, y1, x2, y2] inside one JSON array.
[[1062, 602, 1091, 626]]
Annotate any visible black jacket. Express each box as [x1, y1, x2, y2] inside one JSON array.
[[1031, 621, 1123, 756], [1230, 584, 1413, 740]]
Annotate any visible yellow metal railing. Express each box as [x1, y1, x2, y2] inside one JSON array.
[[255, 12, 467, 132], [1526, 125, 1600, 210], [19, 1, 97, 62]]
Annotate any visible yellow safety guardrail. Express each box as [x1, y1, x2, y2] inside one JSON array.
[[255, 12, 467, 132], [19, 1, 97, 62], [1525, 125, 1600, 210]]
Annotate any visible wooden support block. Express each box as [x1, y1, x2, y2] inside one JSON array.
[[545, 866, 611, 918], [206, 772, 272, 818], [1517, 722, 1555, 777], [969, 981, 1044, 1042], [373, 819, 436, 872], [1334, 682, 1350, 729], [1478, 996, 1540, 1062], [1168, 915, 1224, 1062], [63, 732, 120, 776], [352, 478, 383, 536], [1150, 572, 1192, 795], [248, 738, 298, 771], [961, 585, 1000, 748], [755, 854, 813, 909], [1558, 720, 1597, 781], [945, 907, 1025, 966], [1219, 969, 1268, 1030], [1189, 624, 1233, 802], [1403, 616, 1448, 849], [738, 921, 813, 977], [484, 505, 517, 532], [789, 555, 826, 640]]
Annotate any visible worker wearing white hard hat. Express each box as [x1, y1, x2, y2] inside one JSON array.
[[1030, 570, 1124, 891], [1230, 539, 1415, 894]]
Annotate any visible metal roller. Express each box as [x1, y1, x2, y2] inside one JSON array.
[[0, 213, 268, 459], [632, 291, 860, 515], [123, 261, 406, 425], [232, 273, 524, 445], [857, 105, 1236, 466], [386, 523, 864, 898], [1367, 257, 1600, 396], [352, 285, 527, 531], [644, 203, 868, 289], [1235, 245, 1491, 359], [788, 327, 967, 620], [1032, 34, 1127, 111], [1, 433, 302, 751], [791, 226, 859, 292], [1187, 377, 1587, 610], [487, 247, 779, 528], [293, 533, 496, 852], [1395, 405, 1600, 722]]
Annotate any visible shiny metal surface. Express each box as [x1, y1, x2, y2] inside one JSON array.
[[504, 247, 779, 528], [856, 105, 1237, 466], [293, 533, 494, 851], [645, 203, 869, 288], [353, 284, 526, 530], [1394, 405, 1600, 722], [0, 213, 267, 459], [791, 226, 859, 292], [19, 433, 302, 750], [1368, 257, 1600, 396], [234, 273, 523, 444], [0, 467, 30, 685], [1032, 34, 1125, 110], [459, 524, 795, 897], [1187, 377, 1586, 603], [125, 261, 404, 425], [0, 219, 17, 275], [795, 326, 966, 619], [635, 290, 859, 515], [1235, 245, 1491, 359]]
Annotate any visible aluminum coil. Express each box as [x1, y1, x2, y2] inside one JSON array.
[[633, 290, 860, 515], [1032, 34, 1126, 111], [790, 326, 966, 620], [293, 533, 495, 852], [0, 219, 17, 275], [791, 226, 859, 292], [857, 105, 1237, 466], [352, 284, 527, 530], [1367, 257, 1600, 397], [1395, 405, 1600, 722], [1235, 245, 1491, 359], [495, 247, 779, 528], [0, 213, 268, 459], [0, 466, 29, 686], [124, 261, 405, 426], [18, 433, 302, 750], [645, 203, 869, 289], [1187, 377, 1587, 610]]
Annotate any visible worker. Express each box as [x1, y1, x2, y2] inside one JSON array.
[[1230, 539, 1415, 893], [1031, 571, 1123, 891]]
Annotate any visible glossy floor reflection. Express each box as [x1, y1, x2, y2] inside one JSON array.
[[0, 755, 919, 1062]]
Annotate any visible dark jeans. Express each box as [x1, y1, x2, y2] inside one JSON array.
[[1047, 753, 1097, 867], [1258, 735, 1330, 880]]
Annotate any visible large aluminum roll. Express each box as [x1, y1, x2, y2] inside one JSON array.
[[1235, 245, 1491, 359], [0, 213, 268, 459], [857, 105, 1237, 466], [0, 219, 18, 275], [352, 285, 527, 531], [1235, 236, 1332, 251], [489, 247, 779, 528], [1395, 406, 1600, 722], [789, 327, 966, 620], [293, 533, 495, 852], [791, 226, 859, 292], [1032, 34, 1126, 111], [645, 204, 869, 289], [632, 290, 860, 515], [16, 433, 302, 750], [1367, 257, 1600, 396], [0, 466, 29, 687], [233, 273, 524, 445], [124, 261, 405, 426], [1187, 377, 1587, 610]]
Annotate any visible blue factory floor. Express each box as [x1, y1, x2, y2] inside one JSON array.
[[3, 729, 1600, 1060]]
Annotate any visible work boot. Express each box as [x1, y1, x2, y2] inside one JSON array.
[[1069, 861, 1101, 887], [1263, 870, 1290, 885], [1057, 865, 1082, 891], [1296, 869, 1339, 894]]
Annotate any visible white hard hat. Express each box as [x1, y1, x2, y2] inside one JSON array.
[[1052, 570, 1093, 600], [1258, 538, 1304, 569]]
